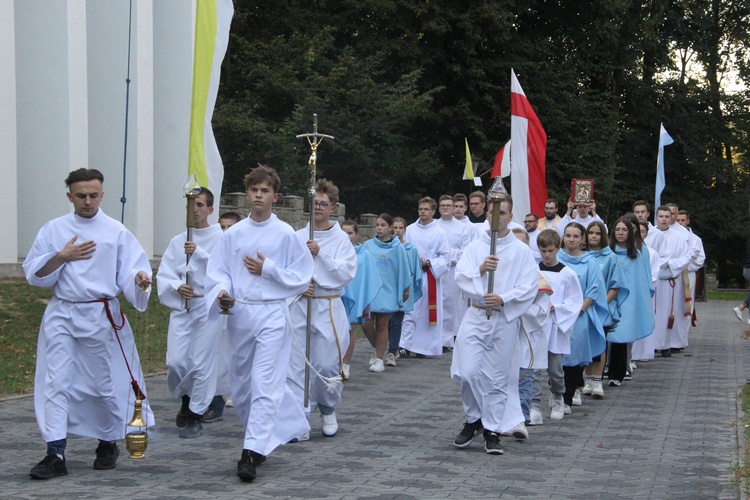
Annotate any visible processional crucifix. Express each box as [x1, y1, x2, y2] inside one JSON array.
[[296, 114, 334, 408]]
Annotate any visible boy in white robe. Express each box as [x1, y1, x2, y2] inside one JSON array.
[[649, 206, 696, 356], [205, 166, 314, 482], [451, 196, 538, 455], [677, 210, 705, 325], [536, 229, 583, 422], [503, 229, 551, 437], [23, 168, 153, 480], [287, 179, 357, 438], [401, 197, 451, 357], [157, 187, 224, 438], [437, 195, 473, 349]]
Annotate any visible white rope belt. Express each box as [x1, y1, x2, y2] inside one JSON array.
[[235, 298, 286, 305]]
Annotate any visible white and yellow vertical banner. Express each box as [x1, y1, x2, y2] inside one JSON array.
[[188, 0, 233, 222]]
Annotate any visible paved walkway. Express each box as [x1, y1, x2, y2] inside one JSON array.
[[1, 300, 748, 499]]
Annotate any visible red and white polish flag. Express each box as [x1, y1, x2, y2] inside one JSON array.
[[510, 69, 548, 222]]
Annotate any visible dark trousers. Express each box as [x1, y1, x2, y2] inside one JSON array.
[[608, 342, 628, 382], [388, 311, 405, 354], [563, 365, 585, 406]]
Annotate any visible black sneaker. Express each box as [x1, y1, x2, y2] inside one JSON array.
[[454, 420, 483, 448], [202, 409, 223, 423], [93, 441, 119, 470], [179, 415, 204, 439], [176, 395, 190, 428], [483, 430, 503, 455], [30, 454, 68, 480], [237, 449, 264, 482], [202, 395, 225, 422], [398, 348, 411, 358], [176, 409, 189, 428]]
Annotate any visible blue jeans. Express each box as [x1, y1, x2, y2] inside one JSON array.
[[318, 403, 335, 416], [519, 369, 534, 423], [388, 311, 405, 354], [47, 438, 67, 455]]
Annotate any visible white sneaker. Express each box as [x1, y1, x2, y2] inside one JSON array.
[[369, 350, 376, 367], [592, 380, 604, 399], [582, 379, 594, 395], [563, 404, 572, 415], [529, 407, 543, 426], [321, 412, 338, 437], [734, 306, 744, 321], [225, 396, 234, 408], [550, 399, 564, 420], [369, 358, 385, 372], [342, 364, 350, 380], [629, 361, 637, 371], [511, 423, 528, 440], [572, 388, 583, 406], [385, 352, 397, 367]]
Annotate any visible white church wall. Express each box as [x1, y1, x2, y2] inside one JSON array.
[[0, 0, 18, 263], [153, 0, 195, 257], [15, 0, 87, 257], [86, 0, 154, 256]]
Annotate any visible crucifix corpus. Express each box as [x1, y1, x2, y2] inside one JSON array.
[[296, 114, 334, 407]]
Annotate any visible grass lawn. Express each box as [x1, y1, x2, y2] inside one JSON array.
[[707, 291, 746, 302], [0, 278, 367, 397], [0, 278, 170, 397]]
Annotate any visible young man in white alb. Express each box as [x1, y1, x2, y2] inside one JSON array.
[[287, 179, 357, 438], [206, 165, 314, 482], [451, 196, 538, 455], [401, 197, 451, 357], [157, 187, 224, 438], [24, 168, 153, 479]]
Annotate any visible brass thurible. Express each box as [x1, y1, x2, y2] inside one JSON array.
[[125, 397, 148, 459]]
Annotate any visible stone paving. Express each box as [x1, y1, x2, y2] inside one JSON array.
[[1, 300, 748, 499]]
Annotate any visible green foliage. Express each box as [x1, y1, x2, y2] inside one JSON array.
[[214, 0, 749, 283], [0, 279, 169, 397]]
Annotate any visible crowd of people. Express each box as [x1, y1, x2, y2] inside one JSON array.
[[22, 166, 708, 482]]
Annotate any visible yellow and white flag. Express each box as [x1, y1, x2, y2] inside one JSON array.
[[188, 0, 233, 222], [463, 138, 482, 186]]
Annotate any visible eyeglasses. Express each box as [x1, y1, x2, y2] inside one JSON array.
[[314, 202, 330, 209]]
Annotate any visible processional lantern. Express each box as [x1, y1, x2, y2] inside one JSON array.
[[485, 177, 508, 320], [183, 174, 201, 312]]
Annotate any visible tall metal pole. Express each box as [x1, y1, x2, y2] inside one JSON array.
[[485, 177, 507, 319], [183, 175, 201, 312], [296, 114, 334, 408], [486, 198, 501, 319]]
